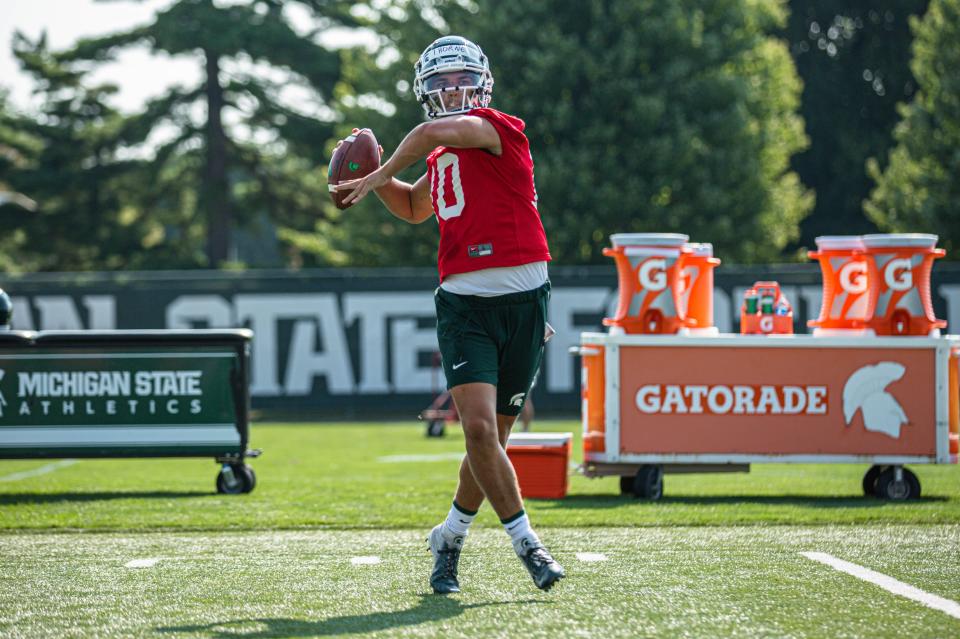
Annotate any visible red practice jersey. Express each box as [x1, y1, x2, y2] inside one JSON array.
[[426, 108, 551, 281]]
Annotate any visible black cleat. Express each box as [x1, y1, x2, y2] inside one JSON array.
[[427, 525, 463, 594], [517, 540, 565, 591]]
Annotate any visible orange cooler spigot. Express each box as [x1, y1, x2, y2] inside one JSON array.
[[603, 233, 691, 334], [861, 233, 947, 336], [808, 235, 870, 335]]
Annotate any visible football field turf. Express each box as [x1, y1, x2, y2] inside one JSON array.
[[1, 421, 959, 638]]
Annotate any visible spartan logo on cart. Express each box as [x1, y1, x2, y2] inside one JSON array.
[[842, 362, 908, 439], [635, 383, 828, 415], [2, 369, 205, 418]]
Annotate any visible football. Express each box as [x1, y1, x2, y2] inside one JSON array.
[[328, 128, 380, 210]]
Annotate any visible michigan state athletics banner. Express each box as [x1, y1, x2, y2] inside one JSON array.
[[0, 331, 250, 458]]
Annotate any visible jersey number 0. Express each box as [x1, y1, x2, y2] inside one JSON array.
[[432, 152, 465, 220]]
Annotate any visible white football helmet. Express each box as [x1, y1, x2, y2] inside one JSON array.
[[414, 36, 494, 119]]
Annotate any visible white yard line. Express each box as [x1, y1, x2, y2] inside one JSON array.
[[125, 558, 160, 569], [801, 552, 960, 620], [377, 453, 463, 463], [350, 556, 381, 566], [576, 552, 608, 562], [0, 459, 78, 482]]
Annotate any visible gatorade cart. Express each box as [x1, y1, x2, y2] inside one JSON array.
[[574, 233, 958, 501]]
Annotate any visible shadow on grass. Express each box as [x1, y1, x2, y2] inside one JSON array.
[[533, 494, 948, 509], [0, 491, 211, 505], [155, 595, 545, 638]]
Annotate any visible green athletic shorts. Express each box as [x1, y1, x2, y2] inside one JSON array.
[[434, 281, 549, 416]]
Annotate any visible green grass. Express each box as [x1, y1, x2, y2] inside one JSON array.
[[2, 420, 960, 638], [1, 420, 959, 531], [1, 526, 958, 638]]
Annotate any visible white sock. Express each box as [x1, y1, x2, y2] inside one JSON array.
[[440, 501, 477, 541], [502, 510, 541, 554]]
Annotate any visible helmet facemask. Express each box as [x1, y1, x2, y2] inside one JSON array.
[[418, 71, 487, 118]]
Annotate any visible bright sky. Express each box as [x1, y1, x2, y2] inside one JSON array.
[[2, 0, 192, 112], [0, 0, 372, 115]]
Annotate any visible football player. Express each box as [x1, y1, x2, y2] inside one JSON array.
[[335, 35, 564, 593]]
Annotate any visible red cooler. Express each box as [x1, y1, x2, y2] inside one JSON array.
[[506, 433, 572, 499]]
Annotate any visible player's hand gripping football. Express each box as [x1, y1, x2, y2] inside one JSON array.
[[334, 128, 386, 206]]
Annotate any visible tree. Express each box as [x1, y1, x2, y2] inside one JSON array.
[[333, 0, 812, 266], [59, 0, 358, 267], [784, 0, 928, 249], [0, 34, 153, 272], [865, 0, 960, 256], [0, 89, 37, 272]]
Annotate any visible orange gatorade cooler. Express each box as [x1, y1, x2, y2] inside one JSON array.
[[603, 233, 690, 334], [506, 433, 572, 499], [680, 242, 721, 335], [808, 235, 871, 335], [861, 233, 946, 336]]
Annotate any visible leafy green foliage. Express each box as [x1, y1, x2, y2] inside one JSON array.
[[0, 34, 158, 272], [865, 0, 960, 256], [333, 0, 812, 266], [785, 1, 928, 250], [0, 0, 357, 270], [0, 91, 37, 272]]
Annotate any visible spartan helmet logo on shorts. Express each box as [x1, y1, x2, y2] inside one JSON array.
[[509, 393, 525, 407], [413, 35, 494, 119], [842, 362, 908, 438]]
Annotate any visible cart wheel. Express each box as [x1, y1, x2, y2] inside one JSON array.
[[875, 466, 920, 500], [619, 476, 633, 495], [216, 464, 255, 495], [862, 465, 884, 497], [632, 465, 663, 500], [241, 465, 257, 493], [426, 420, 446, 438]]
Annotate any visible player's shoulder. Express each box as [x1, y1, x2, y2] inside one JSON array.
[[426, 145, 447, 163], [468, 108, 526, 134]]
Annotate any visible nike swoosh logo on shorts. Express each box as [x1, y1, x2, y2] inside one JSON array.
[[452, 361, 468, 370]]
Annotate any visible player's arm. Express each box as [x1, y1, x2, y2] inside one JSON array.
[[371, 174, 434, 224], [337, 115, 501, 207]]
